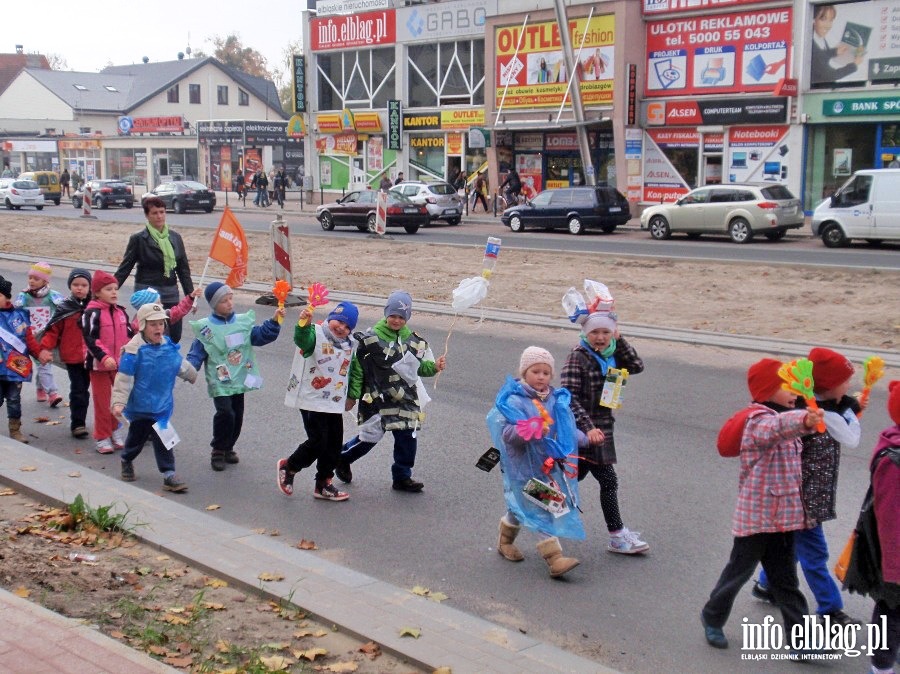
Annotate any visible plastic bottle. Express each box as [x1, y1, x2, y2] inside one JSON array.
[[481, 237, 502, 279]]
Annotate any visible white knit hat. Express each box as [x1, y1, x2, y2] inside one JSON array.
[[583, 310, 617, 334], [519, 346, 555, 378]]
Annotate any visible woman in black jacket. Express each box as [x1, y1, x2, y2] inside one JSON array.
[[115, 196, 194, 343]]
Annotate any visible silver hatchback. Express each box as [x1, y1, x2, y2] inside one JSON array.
[[390, 181, 464, 225], [640, 183, 803, 243]]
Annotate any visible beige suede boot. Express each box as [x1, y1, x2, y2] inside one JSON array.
[[9, 419, 28, 444], [536, 536, 579, 578], [497, 518, 524, 561]]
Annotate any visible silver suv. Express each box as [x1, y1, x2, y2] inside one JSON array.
[[390, 180, 464, 225]]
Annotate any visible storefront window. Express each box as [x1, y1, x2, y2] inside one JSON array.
[[316, 48, 396, 111], [409, 134, 446, 180], [152, 148, 198, 185], [106, 148, 148, 184], [408, 40, 484, 108]]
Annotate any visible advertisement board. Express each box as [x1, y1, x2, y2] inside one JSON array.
[[396, 0, 496, 41], [643, 0, 763, 14], [725, 125, 789, 183], [810, 0, 900, 87], [646, 97, 788, 125], [645, 7, 791, 97], [310, 10, 396, 51], [495, 15, 616, 109]]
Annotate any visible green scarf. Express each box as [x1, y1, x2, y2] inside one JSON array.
[[146, 223, 176, 277]]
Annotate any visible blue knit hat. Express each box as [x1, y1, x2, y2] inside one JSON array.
[[326, 302, 359, 331], [129, 287, 161, 310], [384, 290, 412, 321], [204, 282, 232, 309]]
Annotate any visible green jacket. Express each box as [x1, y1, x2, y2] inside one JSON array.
[[348, 318, 437, 400]]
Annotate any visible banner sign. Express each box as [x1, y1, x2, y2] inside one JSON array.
[[822, 96, 900, 117], [316, 0, 389, 17], [643, 130, 690, 202], [293, 54, 306, 113], [396, 0, 496, 41], [810, 0, 900, 87], [315, 133, 358, 155], [245, 121, 300, 145], [126, 116, 184, 134], [310, 10, 396, 51], [645, 7, 791, 97], [643, 0, 762, 15], [197, 120, 244, 145], [725, 125, 789, 183], [495, 15, 616, 109], [648, 96, 788, 125], [387, 100, 402, 150], [440, 109, 485, 130]]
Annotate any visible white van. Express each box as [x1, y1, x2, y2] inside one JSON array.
[[811, 169, 900, 247]]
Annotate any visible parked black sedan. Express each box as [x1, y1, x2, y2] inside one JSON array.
[[141, 181, 217, 213], [72, 179, 134, 209], [316, 190, 429, 234], [500, 186, 630, 235]]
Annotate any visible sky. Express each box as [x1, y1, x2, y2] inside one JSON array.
[[7, 1, 310, 81]]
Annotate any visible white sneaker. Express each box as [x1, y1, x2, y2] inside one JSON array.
[[608, 528, 649, 555], [96, 438, 115, 454], [112, 424, 127, 449]]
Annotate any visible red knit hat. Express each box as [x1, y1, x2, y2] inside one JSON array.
[[809, 347, 854, 393], [748, 358, 784, 402], [888, 380, 900, 426], [91, 270, 118, 294]]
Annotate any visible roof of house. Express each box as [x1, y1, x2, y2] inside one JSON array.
[[0, 52, 50, 96], [26, 69, 134, 113]]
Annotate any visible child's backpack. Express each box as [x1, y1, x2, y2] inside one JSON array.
[[841, 446, 897, 596], [716, 407, 758, 458]]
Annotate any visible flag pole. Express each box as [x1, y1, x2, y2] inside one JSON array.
[[192, 257, 213, 310]]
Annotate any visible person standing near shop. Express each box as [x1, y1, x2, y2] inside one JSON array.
[[60, 169, 71, 198], [115, 196, 194, 344]]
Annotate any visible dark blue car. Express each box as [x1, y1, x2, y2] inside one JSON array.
[[500, 186, 630, 235]]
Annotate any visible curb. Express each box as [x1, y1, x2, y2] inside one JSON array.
[[0, 436, 616, 674]]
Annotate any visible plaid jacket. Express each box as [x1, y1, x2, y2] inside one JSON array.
[[732, 405, 809, 537], [560, 336, 643, 465]]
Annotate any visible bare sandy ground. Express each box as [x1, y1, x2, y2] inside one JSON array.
[[1, 212, 897, 351]]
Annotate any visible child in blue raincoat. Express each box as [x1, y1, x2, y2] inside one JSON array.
[[486, 346, 588, 578]]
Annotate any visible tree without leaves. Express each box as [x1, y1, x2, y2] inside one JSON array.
[[46, 53, 69, 71], [208, 34, 269, 79]]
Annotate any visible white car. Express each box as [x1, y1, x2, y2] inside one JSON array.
[[390, 181, 464, 225], [0, 178, 45, 210]]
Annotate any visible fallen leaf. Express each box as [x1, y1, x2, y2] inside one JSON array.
[[434, 668, 453, 674], [258, 571, 285, 582], [46, 421, 61, 426], [205, 504, 221, 511], [13, 586, 30, 598], [410, 585, 429, 596], [161, 655, 193, 668], [259, 655, 291, 670], [156, 555, 170, 561], [359, 641, 381, 659], [202, 602, 226, 610], [428, 591, 448, 603], [399, 627, 421, 639], [33, 416, 50, 423], [0, 488, 16, 496], [325, 661, 359, 672], [260, 642, 291, 650], [215, 640, 231, 653], [19, 466, 37, 472], [204, 578, 228, 588], [293, 647, 328, 661], [296, 539, 318, 550], [67, 472, 81, 478], [148, 645, 168, 655]]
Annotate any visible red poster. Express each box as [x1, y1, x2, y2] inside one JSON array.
[[645, 7, 791, 97], [311, 11, 396, 51]]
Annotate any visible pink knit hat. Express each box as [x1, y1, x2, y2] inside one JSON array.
[[519, 346, 555, 378], [29, 260, 52, 283]]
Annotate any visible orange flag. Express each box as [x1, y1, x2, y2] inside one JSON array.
[[208, 206, 248, 287]]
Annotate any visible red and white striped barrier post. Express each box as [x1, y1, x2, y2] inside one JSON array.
[[271, 213, 292, 285], [80, 184, 96, 219]]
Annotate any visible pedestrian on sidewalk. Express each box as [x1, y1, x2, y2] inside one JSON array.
[[486, 346, 587, 578], [472, 172, 489, 212], [277, 301, 359, 501], [560, 306, 649, 555], [187, 282, 283, 471], [337, 291, 445, 492], [14, 261, 65, 407], [82, 271, 133, 454], [60, 168, 70, 198], [39, 269, 93, 439], [701, 358, 821, 651], [0, 274, 44, 444], [112, 303, 197, 493], [752, 347, 863, 626]]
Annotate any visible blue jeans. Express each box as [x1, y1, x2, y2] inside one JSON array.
[[0, 380, 22, 419], [120, 417, 176, 475], [341, 428, 417, 481], [758, 524, 843, 615]]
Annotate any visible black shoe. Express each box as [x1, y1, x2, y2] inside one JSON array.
[[392, 477, 423, 493], [211, 451, 226, 472], [224, 450, 239, 464], [821, 610, 860, 627], [751, 581, 776, 604], [121, 460, 135, 482], [700, 612, 728, 649], [335, 460, 352, 484]]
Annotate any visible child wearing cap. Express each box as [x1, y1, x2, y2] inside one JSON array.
[[187, 282, 284, 471], [864, 380, 900, 674], [112, 303, 197, 493], [40, 269, 93, 438], [560, 308, 649, 554], [81, 270, 134, 454], [0, 274, 44, 443], [486, 346, 588, 577], [337, 290, 446, 493], [14, 261, 65, 406], [277, 301, 360, 501], [128, 286, 201, 334], [753, 347, 863, 625], [701, 358, 823, 652]]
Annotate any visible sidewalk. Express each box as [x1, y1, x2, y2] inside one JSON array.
[[0, 435, 616, 674]]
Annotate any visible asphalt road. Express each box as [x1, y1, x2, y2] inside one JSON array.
[[14, 200, 899, 270], [2, 261, 892, 674]]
